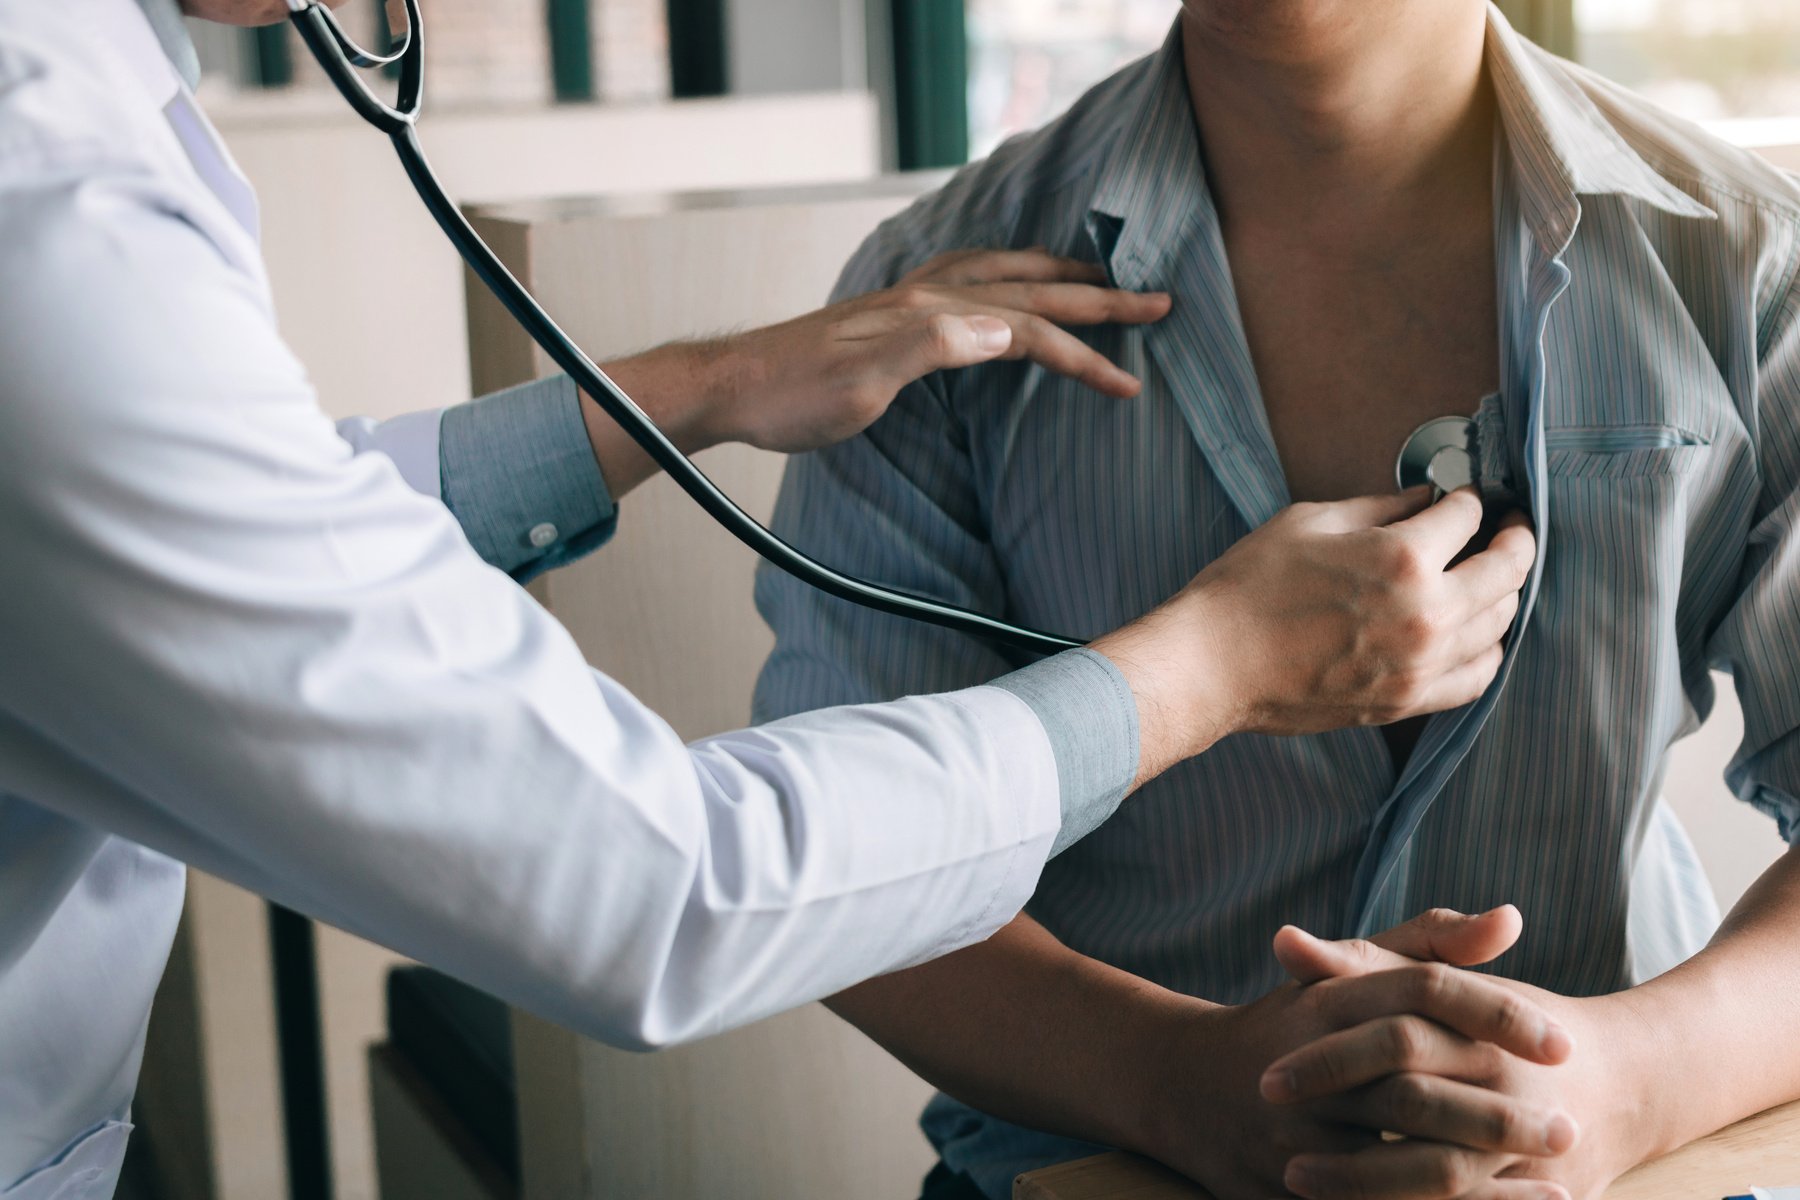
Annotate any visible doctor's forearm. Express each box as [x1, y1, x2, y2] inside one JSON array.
[[579, 340, 743, 500], [1601, 844, 1800, 1163]]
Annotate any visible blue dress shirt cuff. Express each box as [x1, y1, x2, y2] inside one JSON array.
[[991, 648, 1139, 857], [440, 375, 618, 582]]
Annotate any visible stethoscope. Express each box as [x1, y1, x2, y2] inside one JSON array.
[[283, 0, 1084, 655], [284, 0, 1484, 655], [1395, 416, 1481, 498]]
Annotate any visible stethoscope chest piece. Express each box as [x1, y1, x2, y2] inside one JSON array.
[[1396, 416, 1477, 499]]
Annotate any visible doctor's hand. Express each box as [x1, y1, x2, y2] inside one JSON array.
[[1089, 489, 1533, 785], [584, 248, 1171, 495], [1262, 924, 1647, 1200], [1130, 908, 1576, 1200]]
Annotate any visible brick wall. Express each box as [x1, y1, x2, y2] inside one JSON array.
[[422, 0, 555, 106], [594, 0, 670, 101]]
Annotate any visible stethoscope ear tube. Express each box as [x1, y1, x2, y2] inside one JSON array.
[[288, 0, 420, 131], [287, 2, 1084, 656]]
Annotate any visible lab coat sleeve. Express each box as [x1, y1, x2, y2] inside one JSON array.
[[0, 168, 1064, 1049], [334, 375, 620, 583], [1707, 227, 1800, 843]]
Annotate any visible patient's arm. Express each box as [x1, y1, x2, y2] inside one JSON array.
[[832, 907, 1574, 1198], [829, 914, 1192, 1152], [1609, 846, 1800, 1158]]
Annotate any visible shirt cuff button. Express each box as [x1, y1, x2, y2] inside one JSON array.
[[528, 522, 559, 549]]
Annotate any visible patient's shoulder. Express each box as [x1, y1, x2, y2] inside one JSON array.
[[834, 49, 1164, 298], [1544, 50, 1800, 224]]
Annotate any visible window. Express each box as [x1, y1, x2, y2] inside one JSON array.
[[966, 0, 1178, 158], [962, 0, 1798, 166], [1577, 0, 1800, 125], [190, 0, 668, 110]]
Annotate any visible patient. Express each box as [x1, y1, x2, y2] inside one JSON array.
[[755, 1, 1800, 1198]]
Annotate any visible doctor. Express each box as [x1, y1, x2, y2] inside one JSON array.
[[0, 0, 1538, 1194]]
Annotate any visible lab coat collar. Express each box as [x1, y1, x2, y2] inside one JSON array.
[[135, 0, 202, 91], [100, 0, 185, 110]]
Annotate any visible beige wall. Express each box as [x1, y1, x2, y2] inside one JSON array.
[[1758, 142, 1800, 170], [170, 92, 883, 1200], [1663, 683, 1787, 914], [209, 90, 881, 422]]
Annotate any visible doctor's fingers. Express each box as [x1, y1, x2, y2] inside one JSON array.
[[1385, 643, 1503, 722], [943, 281, 1173, 327], [1446, 521, 1537, 614], [1387, 488, 1487, 568], [1285, 1143, 1567, 1200], [1441, 591, 1521, 666], [1304, 487, 1437, 533], [953, 308, 1148, 398], [1309, 964, 1574, 1067], [1307, 1074, 1578, 1159], [849, 304, 1142, 398], [899, 247, 1110, 287]]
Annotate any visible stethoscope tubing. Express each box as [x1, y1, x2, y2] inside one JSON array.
[[287, 0, 1084, 656]]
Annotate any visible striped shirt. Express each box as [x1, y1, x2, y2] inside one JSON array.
[[753, 7, 1800, 1194]]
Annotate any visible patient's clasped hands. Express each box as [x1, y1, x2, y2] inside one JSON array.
[[1136, 908, 1642, 1200]]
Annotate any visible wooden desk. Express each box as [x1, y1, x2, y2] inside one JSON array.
[[1015, 1099, 1800, 1200]]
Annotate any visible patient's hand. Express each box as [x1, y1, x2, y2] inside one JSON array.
[[1262, 926, 1650, 1200], [1135, 908, 1576, 1200]]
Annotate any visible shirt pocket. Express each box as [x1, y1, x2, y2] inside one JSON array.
[[1545, 423, 1712, 479]]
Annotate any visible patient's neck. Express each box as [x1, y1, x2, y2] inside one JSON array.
[[1180, 0, 1494, 238]]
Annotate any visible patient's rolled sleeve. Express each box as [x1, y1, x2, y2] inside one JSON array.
[[440, 375, 618, 582], [1743, 777, 1800, 845], [1713, 247, 1800, 841], [991, 649, 1139, 856]]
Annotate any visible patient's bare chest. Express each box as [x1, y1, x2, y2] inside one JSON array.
[[1227, 229, 1500, 506], [1226, 224, 1499, 766]]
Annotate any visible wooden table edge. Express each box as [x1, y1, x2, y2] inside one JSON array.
[[1014, 1097, 1800, 1200]]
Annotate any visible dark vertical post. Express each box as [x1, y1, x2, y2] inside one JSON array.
[[890, 0, 968, 170], [666, 0, 729, 98], [379, 0, 404, 82], [268, 903, 333, 1200], [248, 23, 293, 88], [547, 0, 596, 101], [1540, 0, 1577, 58], [1497, 0, 1577, 56]]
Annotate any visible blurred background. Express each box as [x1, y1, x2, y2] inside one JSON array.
[[136, 4, 1800, 1200], [188, 0, 1800, 157], [966, 0, 1800, 156]]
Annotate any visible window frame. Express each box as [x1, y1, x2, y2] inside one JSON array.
[[1496, 0, 1577, 56]]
